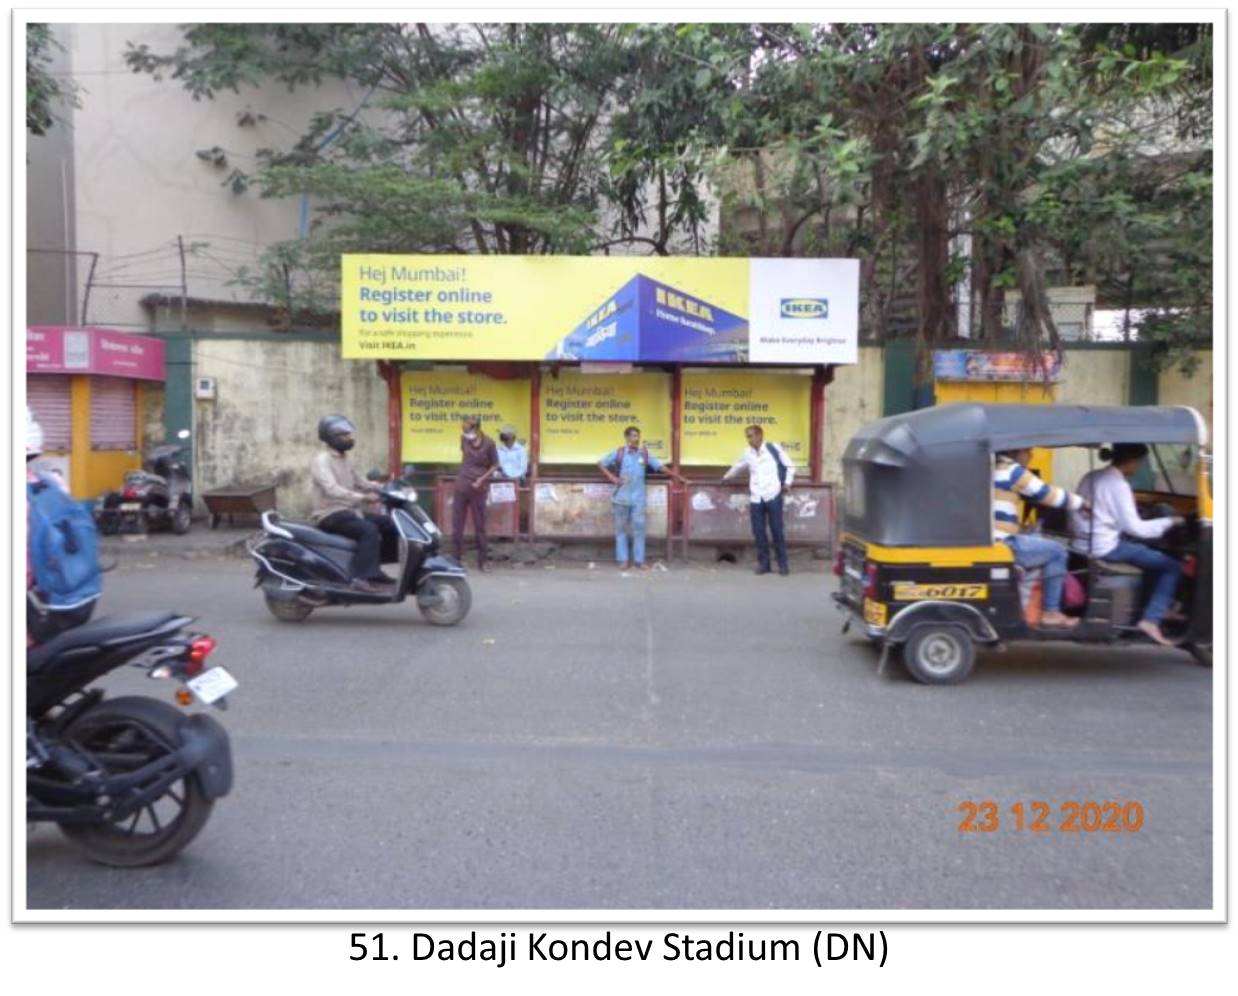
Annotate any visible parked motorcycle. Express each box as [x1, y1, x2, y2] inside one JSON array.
[[27, 611, 236, 867], [98, 429, 193, 536], [247, 473, 471, 626]]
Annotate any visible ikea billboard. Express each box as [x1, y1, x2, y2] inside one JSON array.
[[341, 255, 858, 364]]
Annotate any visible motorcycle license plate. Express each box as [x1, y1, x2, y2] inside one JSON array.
[[186, 666, 238, 705], [120, 502, 142, 512]]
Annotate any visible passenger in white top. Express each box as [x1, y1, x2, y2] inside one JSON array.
[[1069, 443, 1185, 646], [722, 424, 795, 575]]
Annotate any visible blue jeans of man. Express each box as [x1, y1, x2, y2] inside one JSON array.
[[613, 501, 646, 564], [750, 494, 788, 572], [1104, 539, 1182, 624], [1007, 534, 1068, 613]]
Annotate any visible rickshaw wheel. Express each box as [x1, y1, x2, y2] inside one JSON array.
[[1185, 643, 1211, 668], [903, 624, 976, 685]]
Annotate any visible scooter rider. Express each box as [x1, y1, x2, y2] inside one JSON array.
[[310, 415, 398, 594]]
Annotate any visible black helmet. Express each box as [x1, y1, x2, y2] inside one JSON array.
[[318, 415, 356, 452]]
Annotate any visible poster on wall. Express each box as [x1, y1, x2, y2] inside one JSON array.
[[400, 370, 531, 463], [933, 350, 1063, 382], [342, 255, 858, 365], [680, 370, 812, 466], [539, 370, 671, 464]]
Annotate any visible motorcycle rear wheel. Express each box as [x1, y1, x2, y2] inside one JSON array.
[[58, 697, 215, 867], [264, 593, 314, 622]]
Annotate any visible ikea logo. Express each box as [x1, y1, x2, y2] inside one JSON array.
[[780, 298, 829, 319]]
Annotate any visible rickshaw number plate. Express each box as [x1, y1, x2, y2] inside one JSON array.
[[863, 599, 888, 626], [892, 582, 988, 601]]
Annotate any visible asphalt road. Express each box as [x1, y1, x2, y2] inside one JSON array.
[[25, 555, 1213, 911]]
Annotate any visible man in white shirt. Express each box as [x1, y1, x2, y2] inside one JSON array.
[[496, 425, 528, 482], [1069, 443, 1184, 646], [722, 424, 794, 576]]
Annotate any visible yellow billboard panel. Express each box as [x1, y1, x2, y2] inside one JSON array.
[[539, 370, 671, 464], [680, 370, 811, 467], [341, 255, 860, 363], [400, 370, 531, 464]]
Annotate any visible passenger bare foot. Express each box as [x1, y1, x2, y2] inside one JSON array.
[[1039, 611, 1079, 629], [1136, 619, 1175, 646]]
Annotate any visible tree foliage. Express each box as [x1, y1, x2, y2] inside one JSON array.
[[127, 22, 1212, 371], [27, 24, 80, 135]]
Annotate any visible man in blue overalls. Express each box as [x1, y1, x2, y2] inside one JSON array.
[[598, 426, 684, 570]]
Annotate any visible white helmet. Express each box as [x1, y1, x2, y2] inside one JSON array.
[[26, 406, 43, 458]]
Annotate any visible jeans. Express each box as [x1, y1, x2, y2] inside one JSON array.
[[613, 501, 646, 564], [750, 495, 788, 572], [452, 485, 489, 565], [1105, 540, 1182, 624], [1007, 533, 1069, 613], [319, 510, 399, 580]]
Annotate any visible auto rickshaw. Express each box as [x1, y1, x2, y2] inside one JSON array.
[[832, 403, 1212, 684]]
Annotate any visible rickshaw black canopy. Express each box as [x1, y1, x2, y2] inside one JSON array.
[[841, 403, 1205, 548]]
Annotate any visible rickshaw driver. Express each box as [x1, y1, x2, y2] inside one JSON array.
[[993, 447, 1089, 630]]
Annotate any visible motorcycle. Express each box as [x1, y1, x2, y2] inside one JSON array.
[[247, 473, 472, 626], [27, 611, 236, 867], [98, 429, 194, 536]]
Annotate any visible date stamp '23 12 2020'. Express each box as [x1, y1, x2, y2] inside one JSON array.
[[957, 800, 1146, 834]]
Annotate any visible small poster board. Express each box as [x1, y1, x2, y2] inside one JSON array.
[[533, 481, 669, 539]]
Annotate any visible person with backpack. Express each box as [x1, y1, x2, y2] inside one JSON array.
[[722, 424, 795, 576], [598, 426, 684, 570], [26, 407, 102, 645]]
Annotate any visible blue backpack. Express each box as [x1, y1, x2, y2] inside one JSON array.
[[27, 473, 103, 611]]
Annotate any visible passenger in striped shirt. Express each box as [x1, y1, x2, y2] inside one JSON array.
[[994, 448, 1089, 629]]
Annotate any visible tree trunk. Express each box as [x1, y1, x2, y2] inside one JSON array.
[[913, 170, 952, 401]]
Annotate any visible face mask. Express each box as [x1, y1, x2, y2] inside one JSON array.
[[463, 431, 478, 441], [336, 438, 355, 452]]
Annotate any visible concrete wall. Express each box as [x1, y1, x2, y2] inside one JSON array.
[[1054, 348, 1131, 487], [821, 346, 884, 485], [26, 25, 78, 325], [190, 338, 387, 517], [65, 23, 355, 331], [1159, 352, 1214, 444]]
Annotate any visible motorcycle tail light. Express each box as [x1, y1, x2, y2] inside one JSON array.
[[863, 562, 879, 599], [1183, 555, 1197, 578], [833, 549, 845, 576], [185, 636, 217, 677], [122, 487, 138, 499]]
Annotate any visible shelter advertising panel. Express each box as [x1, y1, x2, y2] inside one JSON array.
[[342, 255, 858, 364], [680, 370, 811, 466], [401, 369, 531, 464], [539, 370, 671, 464]]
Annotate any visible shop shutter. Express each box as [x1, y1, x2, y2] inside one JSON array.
[[27, 375, 72, 451], [89, 377, 137, 451]]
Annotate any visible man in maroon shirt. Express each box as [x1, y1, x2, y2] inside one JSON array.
[[453, 416, 500, 572]]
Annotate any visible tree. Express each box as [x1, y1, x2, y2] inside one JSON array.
[[27, 24, 80, 135], [127, 24, 665, 311], [128, 21, 1211, 378]]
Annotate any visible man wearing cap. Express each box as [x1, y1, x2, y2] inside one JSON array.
[[496, 425, 528, 483]]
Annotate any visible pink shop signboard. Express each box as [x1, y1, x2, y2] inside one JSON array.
[[27, 326, 165, 381]]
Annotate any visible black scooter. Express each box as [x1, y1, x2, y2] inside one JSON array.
[[27, 612, 236, 866], [247, 480, 471, 626], [98, 429, 194, 535]]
